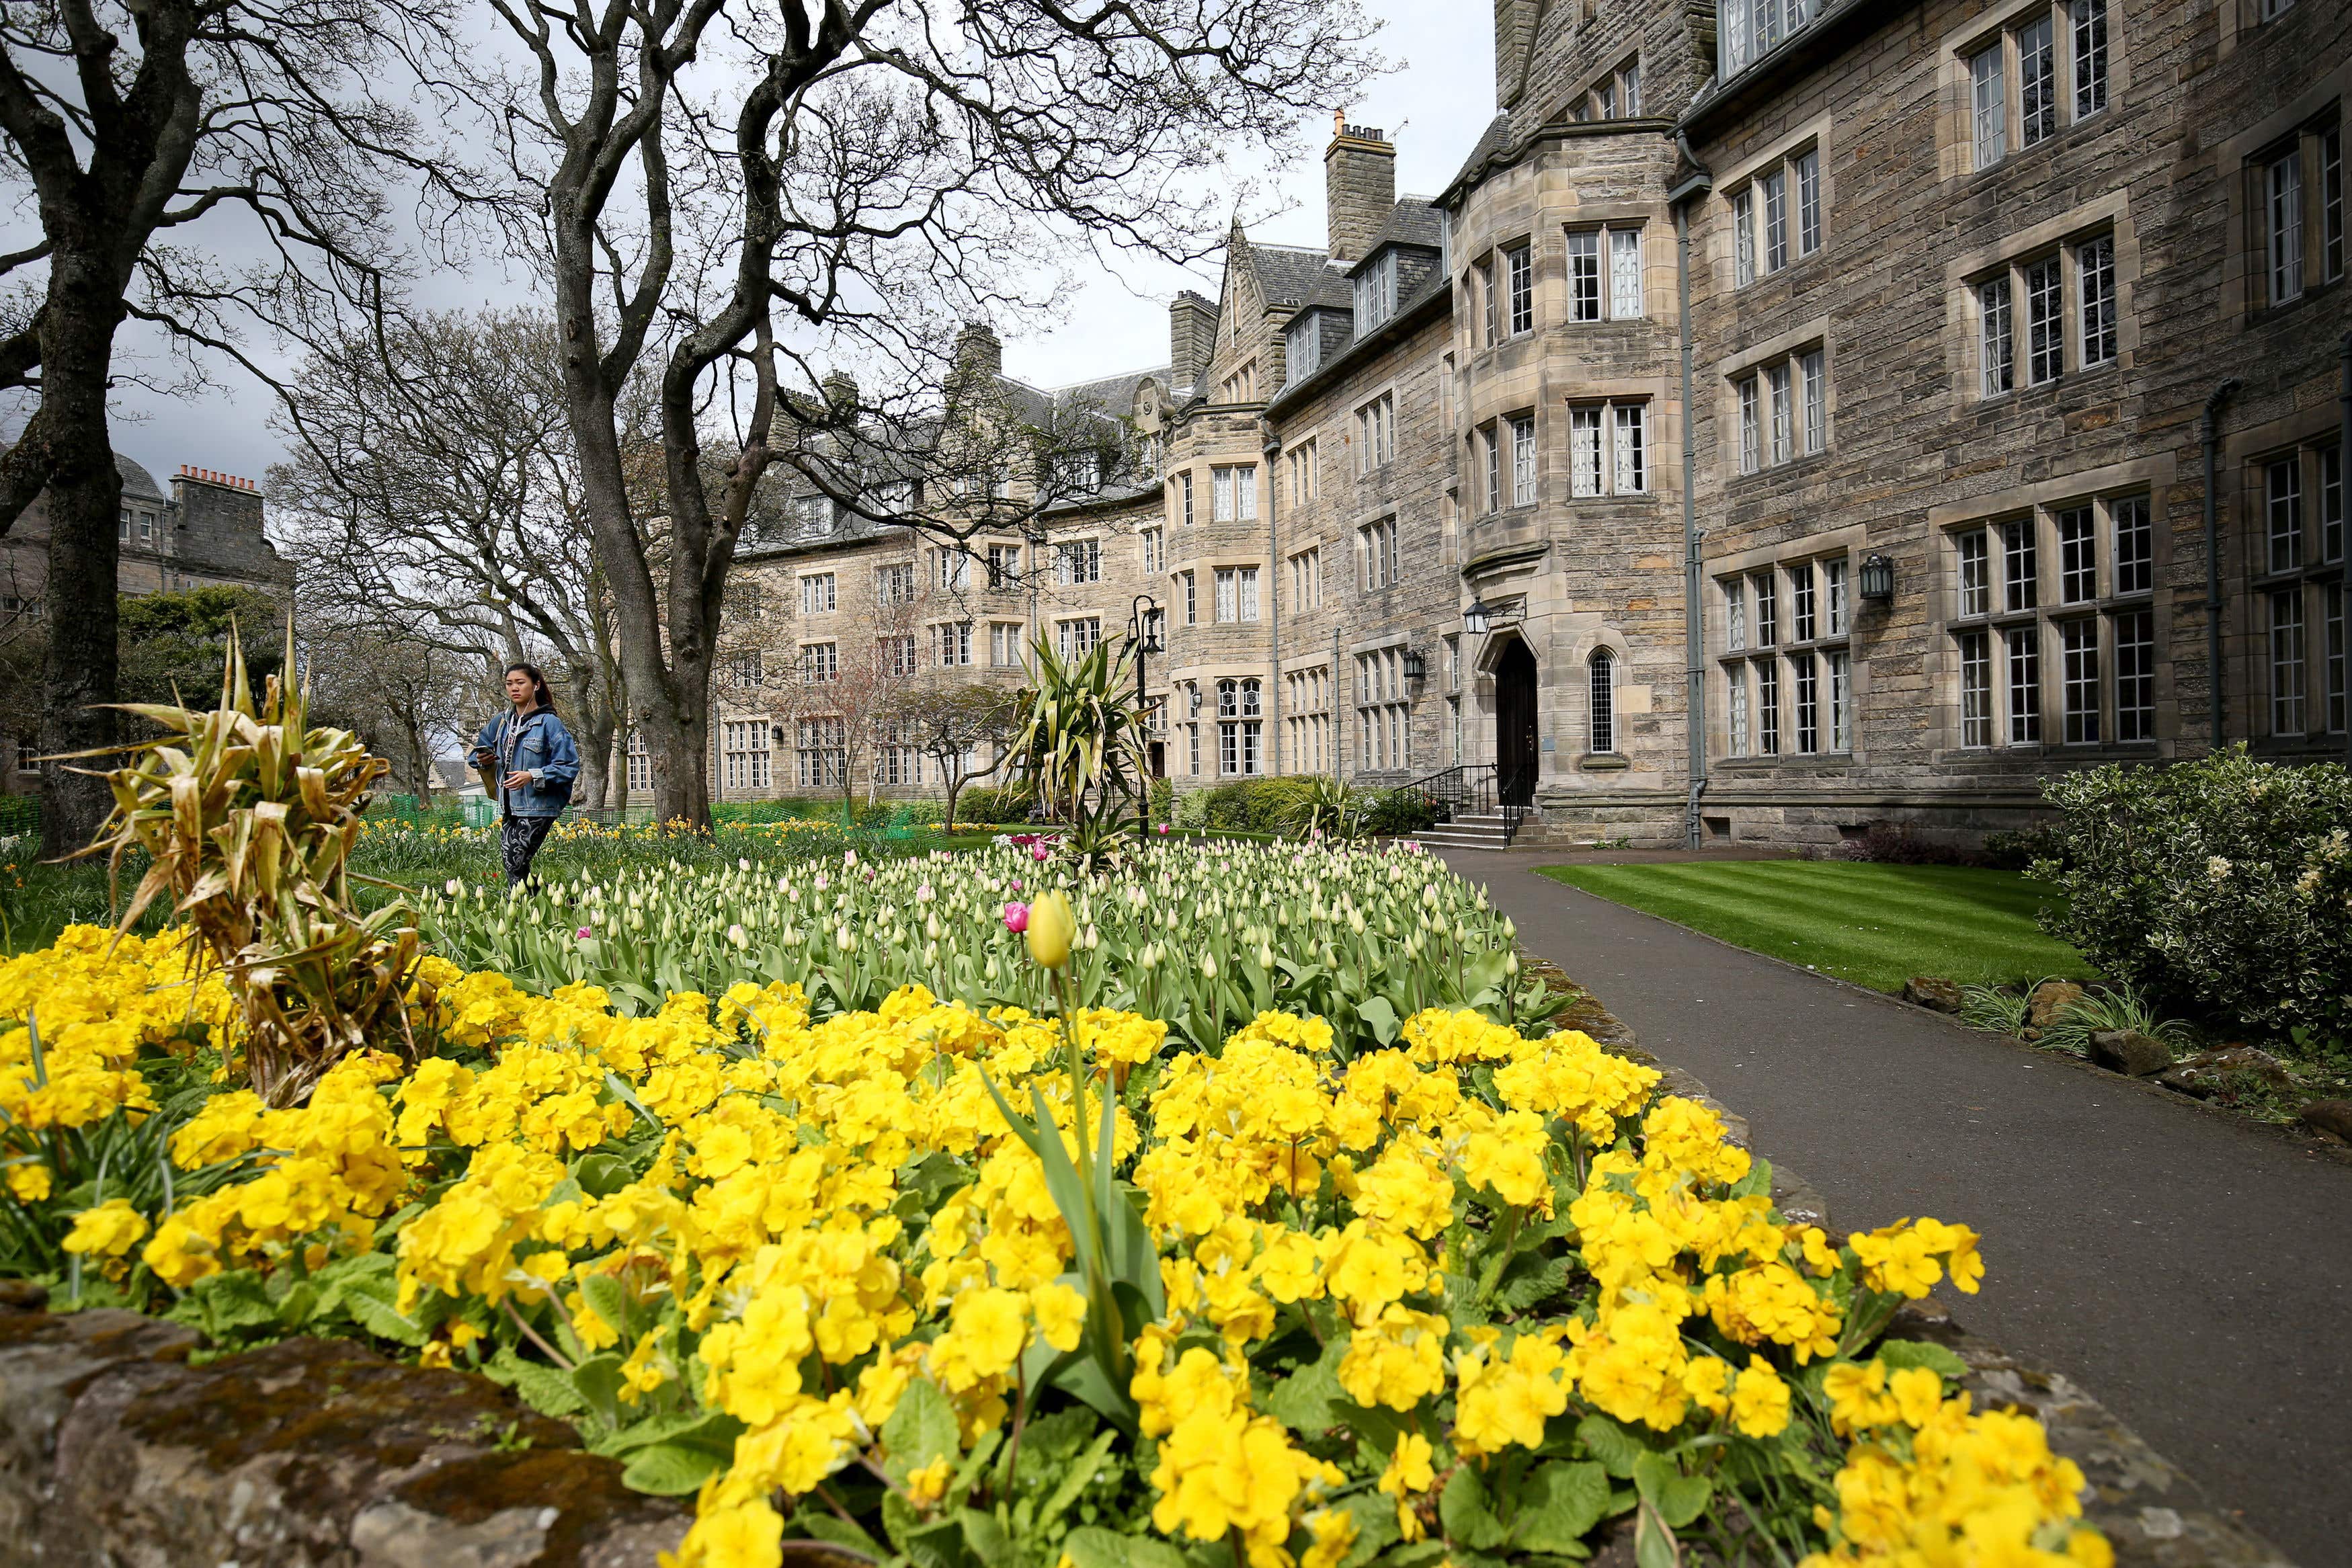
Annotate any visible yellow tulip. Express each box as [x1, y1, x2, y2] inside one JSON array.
[[1026, 890, 1076, 969]]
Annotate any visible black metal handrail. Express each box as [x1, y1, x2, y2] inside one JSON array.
[[1393, 762, 1535, 845]]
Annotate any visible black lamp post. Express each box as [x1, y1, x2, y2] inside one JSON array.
[[1127, 593, 1163, 839]]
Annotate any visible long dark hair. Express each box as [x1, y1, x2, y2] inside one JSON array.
[[505, 662, 556, 714]]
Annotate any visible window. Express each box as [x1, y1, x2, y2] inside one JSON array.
[[2007, 628, 2042, 742], [1972, 44, 2006, 168], [990, 622, 1024, 668], [1959, 629, 1994, 747], [2115, 608, 2154, 742], [1479, 259, 1500, 346], [1592, 78, 1615, 119], [626, 730, 651, 794], [876, 634, 914, 677], [1359, 518, 1400, 590], [801, 642, 838, 684], [1734, 350, 1826, 471], [2267, 149, 2304, 305], [1285, 313, 1322, 384], [2256, 441, 2351, 737], [1288, 440, 1319, 505], [2073, 0, 2108, 120], [1795, 150, 1822, 257], [1588, 650, 1617, 753], [1057, 538, 1102, 585], [2025, 254, 2064, 384], [2058, 507, 2098, 602], [985, 544, 1021, 589], [1482, 427, 1503, 512], [1569, 403, 1648, 497], [1354, 253, 1398, 334], [1219, 363, 1258, 404], [1139, 528, 1162, 573], [721, 720, 772, 792], [1354, 395, 1395, 473], [933, 546, 970, 591], [2018, 15, 2056, 147], [796, 716, 846, 788], [729, 649, 764, 689], [876, 562, 916, 606], [2078, 236, 2117, 366], [793, 495, 834, 536], [2326, 127, 2345, 284], [930, 623, 971, 669], [1980, 277, 2015, 395], [1506, 243, 1534, 335], [724, 582, 766, 624], [1352, 651, 1410, 772], [1951, 495, 2160, 749], [2272, 589, 2308, 734], [1178, 472, 1195, 527], [1568, 227, 1644, 319], [801, 573, 836, 614], [1291, 546, 1324, 610], [875, 720, 918, 788], [1510, 413, 1538, 505], [2113, 496, 2152, 594], [731, 714, 796, 798], [1180, 570, 1198, 625], [1734, 190, 1757, 288], [1621, 60, 1642, 115], [1213, 464, 1259, 521], [1057, 618, 1102, 659], [1717, 555, 1850, 758], [1286, 666, 1332, 774], [1217, 679, 1264, 776], [1762, 168, 1788, 272], [1213, 566, 1260, 623]]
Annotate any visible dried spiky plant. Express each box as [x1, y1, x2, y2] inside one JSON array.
[[73, 620, 421, 1106]]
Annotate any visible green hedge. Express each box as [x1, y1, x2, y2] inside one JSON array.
[[2031, 748, 2352, 1053]]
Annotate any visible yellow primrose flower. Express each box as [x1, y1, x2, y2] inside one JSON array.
[[61, 1198, 147, 1258]]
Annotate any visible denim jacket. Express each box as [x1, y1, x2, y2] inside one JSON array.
[[471, 707, 580, 819]]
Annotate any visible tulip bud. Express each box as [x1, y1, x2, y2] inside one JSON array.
[[1026, 891, 1076, 968], [1201, 951, 1217, 979], [728, 923, 749, 949]]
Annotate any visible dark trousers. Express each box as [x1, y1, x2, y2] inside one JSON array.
[[501, 814, 556, 889]]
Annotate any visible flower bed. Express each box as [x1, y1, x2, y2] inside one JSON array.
[[417, 841, 1544, 1058], [1, 920, 2109, 1568]]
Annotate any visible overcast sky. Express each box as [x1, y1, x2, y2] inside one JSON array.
[[53, 3, 1494, 493]]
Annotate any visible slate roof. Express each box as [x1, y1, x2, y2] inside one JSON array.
[[1350, 200, 1446, 272], [1245, 242, 1351, 308]]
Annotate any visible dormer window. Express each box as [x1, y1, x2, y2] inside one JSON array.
[[1285, 312, 1324, 385], [1354, 253, 1397, 335]]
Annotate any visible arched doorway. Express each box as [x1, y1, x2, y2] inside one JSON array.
[[1494, 638, 1539, 806]]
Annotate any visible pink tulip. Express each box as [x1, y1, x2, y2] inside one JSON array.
[[1031, 844, 1049, 862], [1004, 901, 1030, 933], [577, 927, 593, 940]]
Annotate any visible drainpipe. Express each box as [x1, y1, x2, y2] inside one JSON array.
[[2341, 335, 2351, 766], [1264, 436, 1283, 777], [1672, 130, 1715, 848], [2202, 378, 2240, 753], [1332, 625, 1344, 782]]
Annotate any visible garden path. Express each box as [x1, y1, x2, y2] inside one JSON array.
[[1438, 848, 2351, 1568]]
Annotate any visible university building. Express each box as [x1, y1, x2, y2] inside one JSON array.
[[731, 0, 2350, 849]]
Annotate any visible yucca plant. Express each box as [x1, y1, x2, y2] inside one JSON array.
[[1280, 775, 1373, 841], [1007, 634, 1153, 867], [74, 623, 422, 1106]]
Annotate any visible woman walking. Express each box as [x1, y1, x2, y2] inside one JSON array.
[[469, 663, 580, 890]]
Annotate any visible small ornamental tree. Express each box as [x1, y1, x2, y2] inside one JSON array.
[[891, 682, 1021, 832]]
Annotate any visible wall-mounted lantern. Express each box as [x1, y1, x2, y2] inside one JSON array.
[[1859, 552, 1896, 602]]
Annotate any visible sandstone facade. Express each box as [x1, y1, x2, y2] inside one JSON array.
[[717, 0, 2351, 851]]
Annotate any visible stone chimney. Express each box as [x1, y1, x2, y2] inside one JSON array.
[[1324, 116, 1396, 265], [1168, 292, 1217, 400], [952, 321, 1002, 378], [821, 370, 860, 419]]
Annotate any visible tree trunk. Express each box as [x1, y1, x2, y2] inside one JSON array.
[[34, 308, 125, 862], [573, 695, 615, 818]]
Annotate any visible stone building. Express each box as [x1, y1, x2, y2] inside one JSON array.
[[719, 0, 2351, 850], [0, 454, 290, 791]]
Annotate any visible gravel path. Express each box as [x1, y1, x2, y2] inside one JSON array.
[[1439, 848, 2351, 1567]]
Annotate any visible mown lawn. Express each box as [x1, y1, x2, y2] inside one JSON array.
[[1534, 860, 2094, 993]]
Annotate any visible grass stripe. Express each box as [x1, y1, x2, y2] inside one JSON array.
[[1535, 861, 2091, 993]]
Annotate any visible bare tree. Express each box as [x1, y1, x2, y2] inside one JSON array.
[[460, 0, 1377, 829], [268, 309, 631, 807], [890, 680, 1018, 831], [0, 0, 465, 855], [296, 603, 481, 804], [746, 588, 921, 813]]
